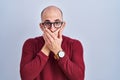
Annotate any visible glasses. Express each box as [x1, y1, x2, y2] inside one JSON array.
[[42, 21, 63, 28]]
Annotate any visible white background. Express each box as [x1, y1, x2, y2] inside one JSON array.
[[0, 0, 120, 80]]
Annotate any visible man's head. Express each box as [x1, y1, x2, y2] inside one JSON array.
[[40, 5, 65, 33]]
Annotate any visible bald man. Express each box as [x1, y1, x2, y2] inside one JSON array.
[[20, 6, 85, 80]]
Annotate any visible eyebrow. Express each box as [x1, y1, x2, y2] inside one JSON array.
[[44, 20, 50, 22], [44, 19, 62, 22], [55, 19, 61, 22]]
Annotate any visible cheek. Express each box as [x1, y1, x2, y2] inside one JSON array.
[[40, 26, 44, 31]]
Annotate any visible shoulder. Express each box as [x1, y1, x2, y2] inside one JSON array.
[[23, 36, 44, 48], [24, 36, 43, 43], [62, 35, 83, 57], [62, 35, 83, 51], [62, 35, 82, 46]]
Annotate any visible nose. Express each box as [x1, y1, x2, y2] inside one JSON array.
[[49, 24, 56, 32]]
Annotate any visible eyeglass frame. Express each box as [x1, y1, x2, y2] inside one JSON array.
[[42, 21, 63, 28]]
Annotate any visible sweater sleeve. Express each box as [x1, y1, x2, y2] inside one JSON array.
[[57, 40, 85, 80], [20, 39, 48, 80]]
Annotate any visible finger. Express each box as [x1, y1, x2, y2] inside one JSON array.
[[55, 28, 61, 33], [43, 33, 51, 44], [54, 28, 61, 36], [54, 27, 63, 39], [45, 28, 57, 40], [58, 29, 62, 39], [43, 34, 47, 43], [45, 31, 54, 43]]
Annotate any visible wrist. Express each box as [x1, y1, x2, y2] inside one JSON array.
[[54, 50, 65, 60], [54, 48, 62, 55], [41, 45, 50, 56]]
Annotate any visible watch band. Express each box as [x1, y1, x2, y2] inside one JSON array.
[[54, 54, 59, 60]]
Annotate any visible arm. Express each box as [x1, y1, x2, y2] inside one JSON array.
[[57, 40, 85, 80], [20, 39, 49, 80], [42, 28, 85, 79]]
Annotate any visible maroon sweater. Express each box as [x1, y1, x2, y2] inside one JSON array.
[[20, 35, 85, 80]]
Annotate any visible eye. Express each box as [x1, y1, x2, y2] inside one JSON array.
[[45, 22, 51, 26], [54, 22, 61, 25]]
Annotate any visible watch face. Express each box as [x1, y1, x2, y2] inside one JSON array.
[[58, 51, 65, 58]]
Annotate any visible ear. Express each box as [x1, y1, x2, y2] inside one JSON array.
[[39, 23, 44, 31]]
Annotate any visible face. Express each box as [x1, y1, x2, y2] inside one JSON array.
[[40, 7, 65, 34]]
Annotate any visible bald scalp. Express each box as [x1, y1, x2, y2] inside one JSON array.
[[41, 6, 63, 20]]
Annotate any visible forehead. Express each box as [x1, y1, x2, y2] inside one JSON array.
[[41, 7, 63, 22]]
